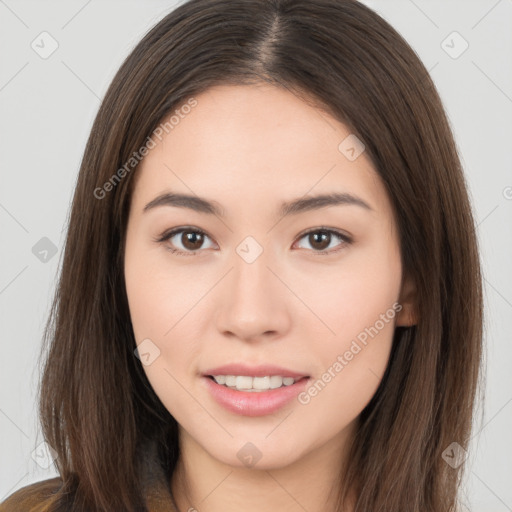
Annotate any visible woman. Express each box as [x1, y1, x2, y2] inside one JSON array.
[[0, 0, 483, 510]]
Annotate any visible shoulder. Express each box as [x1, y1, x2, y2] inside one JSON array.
[[0, 477, 63, 511]]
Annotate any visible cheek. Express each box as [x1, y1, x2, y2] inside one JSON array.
[[124, 239, 215, 398], [293, 299, 398, 446], [124, 226, 201, 342], [296, 309, 394, 433], [124, 246, 209, 419], [294, 234, 402, 346], [294, 240, 401, 421]]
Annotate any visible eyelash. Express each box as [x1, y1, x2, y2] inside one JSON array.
[[154, 226, 352, 257]]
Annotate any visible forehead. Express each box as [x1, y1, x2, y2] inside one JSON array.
[[131, 84, 388, 218]]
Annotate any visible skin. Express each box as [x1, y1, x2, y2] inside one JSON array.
[[124, 83, 417, 512]]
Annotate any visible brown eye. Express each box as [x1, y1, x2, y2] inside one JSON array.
[[295, 228, 351, 254], [308, 231, 331, 251], [158, 227, 215, 255], [180, 230, 205, 250]]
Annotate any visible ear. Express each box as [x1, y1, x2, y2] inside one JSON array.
[[395, 275, 418, 327]]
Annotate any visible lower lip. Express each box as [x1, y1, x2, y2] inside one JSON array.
[[202, 376, 310, 417]]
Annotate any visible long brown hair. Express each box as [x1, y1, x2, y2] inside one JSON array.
[[1, 0, 484, 510]]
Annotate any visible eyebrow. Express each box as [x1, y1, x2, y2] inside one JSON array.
[[143, 191, 373, 218]]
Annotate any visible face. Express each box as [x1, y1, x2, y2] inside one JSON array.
[[124, 83, 415, 470]]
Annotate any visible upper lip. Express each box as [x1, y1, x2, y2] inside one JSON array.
[[203, 363, 309, 379]]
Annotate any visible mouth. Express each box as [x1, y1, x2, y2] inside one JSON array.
[[201, 364, 311, 416]]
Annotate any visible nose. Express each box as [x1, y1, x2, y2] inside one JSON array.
[[214, 248, 292, 343]]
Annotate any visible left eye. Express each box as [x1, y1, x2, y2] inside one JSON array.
[[294, 228, 351, 253], [156, 227, 351, 256]]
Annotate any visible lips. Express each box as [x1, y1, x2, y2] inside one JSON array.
[[202, 374, 310, 416], [201, 363, 311, 416]]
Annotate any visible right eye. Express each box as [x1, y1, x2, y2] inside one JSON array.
[[156, 227, 217, 256]]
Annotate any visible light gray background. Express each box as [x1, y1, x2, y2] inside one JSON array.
[[0, 1, 511, 510]]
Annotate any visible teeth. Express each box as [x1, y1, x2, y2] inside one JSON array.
[[214, 375, 226, 385], [211, 375, 300, 391]]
